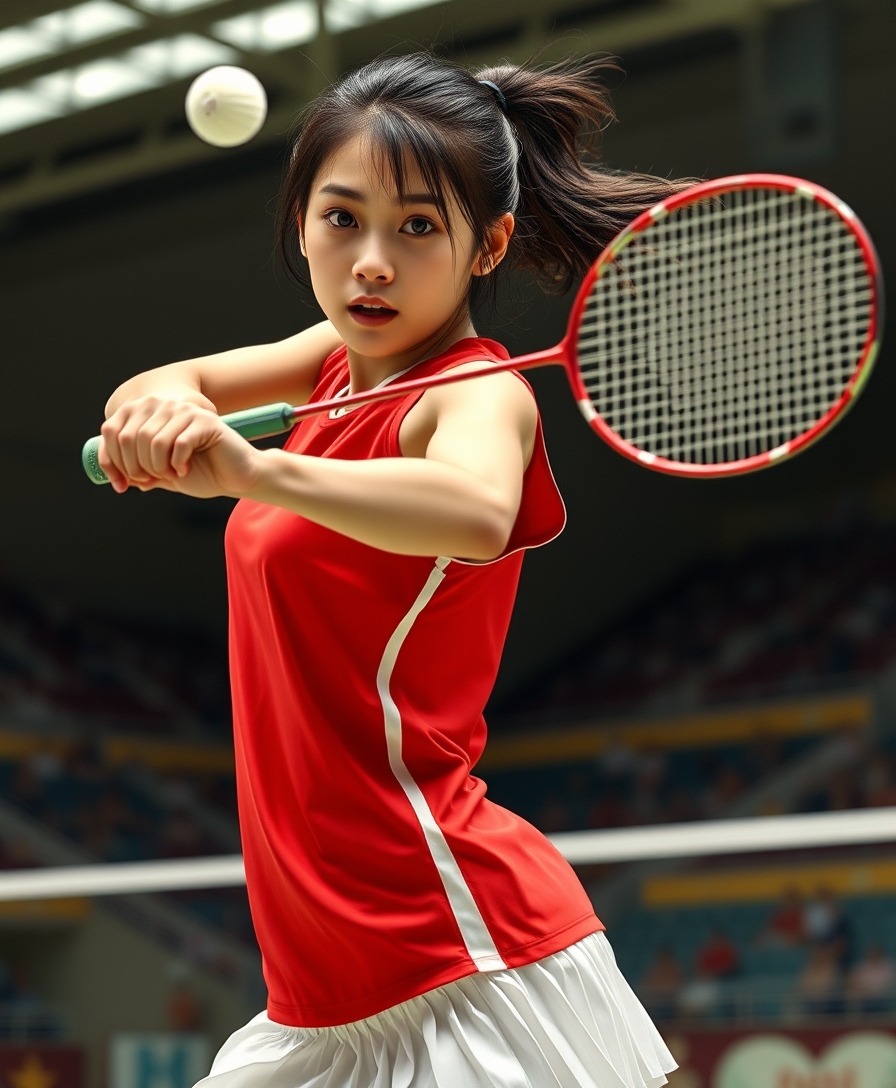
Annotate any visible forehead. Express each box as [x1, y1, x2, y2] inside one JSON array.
[[313, 131, 429, 200]]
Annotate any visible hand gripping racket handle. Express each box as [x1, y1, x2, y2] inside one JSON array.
[[81, 402, 297, 485], [81, 347, 565, 485]]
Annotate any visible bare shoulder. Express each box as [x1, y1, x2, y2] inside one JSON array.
[[425, 359, 537, 417], [399, 359, 537, 462]]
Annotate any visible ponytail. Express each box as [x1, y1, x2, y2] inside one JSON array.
[[476, 56, 693, 293]]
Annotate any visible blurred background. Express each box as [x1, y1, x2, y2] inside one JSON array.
[[0, 0, 894, 1086]]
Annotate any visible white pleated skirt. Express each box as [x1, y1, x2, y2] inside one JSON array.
[[196, 932, 675, 1088]]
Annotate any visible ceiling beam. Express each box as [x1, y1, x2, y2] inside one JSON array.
[[0, 0, 820, 220]]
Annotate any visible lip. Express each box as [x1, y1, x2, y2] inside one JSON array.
[[348, 296, 395, 309], [347, 296, 399, 327]]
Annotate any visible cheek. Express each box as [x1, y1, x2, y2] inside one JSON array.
[[306, 257, 345, 318], [414, 243, 470, 291], [305, 234, 347, 286]]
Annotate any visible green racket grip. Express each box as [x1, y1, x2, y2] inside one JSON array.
[[81, 402, 297, 485], [219, 402, 296, 440]]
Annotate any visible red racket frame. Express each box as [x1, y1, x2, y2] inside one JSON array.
[[562, 173, 884, 478], [280, 174, 882, 477]]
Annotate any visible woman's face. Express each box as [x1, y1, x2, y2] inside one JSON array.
[[302, 132, 485, 364]]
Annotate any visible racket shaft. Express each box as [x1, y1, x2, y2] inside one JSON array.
[[82, 346, 564, 484], [289, 345, 563, 421]]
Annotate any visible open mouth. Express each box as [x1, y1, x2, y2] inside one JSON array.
[[348, 302, 398, 326]]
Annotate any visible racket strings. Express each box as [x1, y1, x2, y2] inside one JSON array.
[[577, 187, 873, 464]]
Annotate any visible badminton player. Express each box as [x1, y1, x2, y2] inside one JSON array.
[[98, 53, 685, 1088]]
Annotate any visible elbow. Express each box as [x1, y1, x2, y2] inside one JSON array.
[[461, 506, 515, 562]]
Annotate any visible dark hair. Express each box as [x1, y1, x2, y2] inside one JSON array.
[[277, 52, 691, 297]]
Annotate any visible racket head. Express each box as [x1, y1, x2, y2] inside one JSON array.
[[565, 174, 884, 477]]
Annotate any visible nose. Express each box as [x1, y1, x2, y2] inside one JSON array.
[[352, 236, 394, 284]]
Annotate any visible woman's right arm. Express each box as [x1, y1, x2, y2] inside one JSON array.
[[100, 320, 342, 490], [104, 320, 343, 417]]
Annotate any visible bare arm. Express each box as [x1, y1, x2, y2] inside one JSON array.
[[105, 320, 342, 416], [104, 367, 538, 562], [101, 320, 342, 485], [247, 371, 536, 558]]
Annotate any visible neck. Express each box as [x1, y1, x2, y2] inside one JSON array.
[[345, 309, 478, 393]]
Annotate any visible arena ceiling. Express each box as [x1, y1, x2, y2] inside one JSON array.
[[0, 0, 820, 220]]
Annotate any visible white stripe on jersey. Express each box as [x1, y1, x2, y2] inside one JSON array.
[[375, 556, 507, 972]]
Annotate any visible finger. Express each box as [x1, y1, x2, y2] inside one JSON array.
[[113, 416, 144, 482], [96, 437, 128, 493], [100, 414, 130, 480], [148, 409, 211, 478], [171, 418, 220, 476], [134, 403, 179, 479], [110, 399, 167, 481], [106, 400, 154, 469], [118, 417, 162, 483], [146, 419, 187, 478], [100, 421, 152, 488]]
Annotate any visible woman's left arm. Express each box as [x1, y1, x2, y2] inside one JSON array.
[[248, 369, 537, 560], [118, 369, 537, 562]]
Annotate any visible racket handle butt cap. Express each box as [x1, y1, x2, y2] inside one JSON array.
[[82, 437, 109, 485]]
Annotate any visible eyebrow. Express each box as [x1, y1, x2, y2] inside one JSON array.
[[318, 183, 440, 206]]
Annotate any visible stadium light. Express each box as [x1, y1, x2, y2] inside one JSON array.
[[0, 88, 63, 135], [0, 2, 144, 74], [0, 34, 236, 136], [212, 1, 318, 51], [133, 0, 233, 11], [324, 0, 445, 32]]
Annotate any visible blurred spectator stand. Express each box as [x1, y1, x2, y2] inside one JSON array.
[[847, 944, 896, 1013], [755, 888, 806, 947]]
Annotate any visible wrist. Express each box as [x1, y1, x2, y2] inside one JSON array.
[[105, 386, 216, 419], [242, 447, 289, 501]]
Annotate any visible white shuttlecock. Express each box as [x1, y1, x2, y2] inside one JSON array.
[[185, 66, 268, 148]]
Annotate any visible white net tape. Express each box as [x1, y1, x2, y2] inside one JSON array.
[[578, 187, 873, 464], [1, 808, 893, 899]]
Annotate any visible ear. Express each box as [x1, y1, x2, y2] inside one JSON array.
[[472, 213, 514, 277], [297, 214, 307, 258]]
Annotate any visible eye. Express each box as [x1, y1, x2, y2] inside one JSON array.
[[401, 216, 434, 236], [324, 209, 356, 228]]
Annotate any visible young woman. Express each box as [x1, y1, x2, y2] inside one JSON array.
[[99, 52, 685, 1088]]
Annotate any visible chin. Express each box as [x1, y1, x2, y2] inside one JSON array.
[[344, 335, 401, 357], [347, 329, 414, 357]]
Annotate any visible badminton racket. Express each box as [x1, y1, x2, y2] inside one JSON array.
[[83, 173, 882, 483]]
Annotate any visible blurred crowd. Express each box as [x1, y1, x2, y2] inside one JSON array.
[[0, 581, 230, 735], [640, 886, 896, 1021], [2, 520, 894, 744], [0, 744, 254, 948], [503, 520, 896, 722], [486, 728, 896, 836], [1, 744, 235, 862], [8, 726, 894, 882]]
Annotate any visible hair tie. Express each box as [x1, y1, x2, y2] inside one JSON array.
[[478, 79, 508, 113]]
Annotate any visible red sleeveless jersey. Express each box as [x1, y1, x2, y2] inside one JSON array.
[[224, 337, 602, 1028]]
